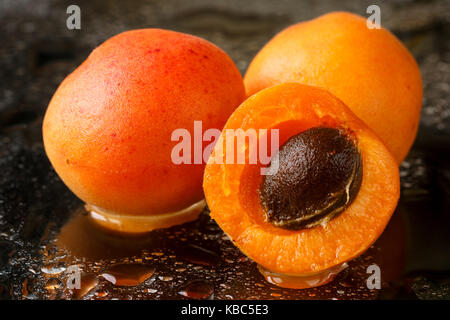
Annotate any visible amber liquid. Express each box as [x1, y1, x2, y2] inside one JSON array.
[[258, 263, 349, 289]]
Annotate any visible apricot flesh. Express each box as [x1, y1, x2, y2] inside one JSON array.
[[203, 83, 400, 279], [244, 11, 423, 163], [43, 29, 245, 230]]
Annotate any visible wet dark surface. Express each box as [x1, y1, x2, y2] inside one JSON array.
[[0, 0, 449, 299]]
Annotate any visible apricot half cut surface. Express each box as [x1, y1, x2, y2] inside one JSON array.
[[203, 83, 400, 288], [43, 29, 245, 232], [244, 11, 423, 163]]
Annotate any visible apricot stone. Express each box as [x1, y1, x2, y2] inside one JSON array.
[[259, 126, 363, 230]]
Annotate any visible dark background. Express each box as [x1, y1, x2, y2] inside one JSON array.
[[0, 0, 449, 300]]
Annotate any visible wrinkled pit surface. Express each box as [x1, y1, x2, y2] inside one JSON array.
[[259, 127, 362, 230]]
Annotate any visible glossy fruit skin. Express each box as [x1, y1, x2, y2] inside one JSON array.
[[43, 29, 245, 216], [244, 11, 423, 163], [203, 83, 400, 275]]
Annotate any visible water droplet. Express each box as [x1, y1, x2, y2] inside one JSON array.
[[270, 292, 282, 297], [28, 268, 38, 274], [101, 263, 155, 286], [41, 264, 66, 275], [174, 244, 219, 267], [95, 290, 108, 298], [340, 272, 359, 288], [178, 280, 213, 299], [45, 278, 63, 291], [221, 234, 231, 241], [145, 288, 157, 294], [219, 283, 230, 289], [158, 276, 173, 282], [70, 273, 99, 299]]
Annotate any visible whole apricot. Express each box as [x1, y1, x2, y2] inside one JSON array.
[[43, 29, 245, 231], [244, 12, 423, 163]]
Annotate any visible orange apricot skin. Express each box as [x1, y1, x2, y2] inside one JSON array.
[[43, 29, 245, 217], [203, 83, 400, 275], [244, 11, 423, 163]]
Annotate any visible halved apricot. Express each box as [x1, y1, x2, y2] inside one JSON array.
[[244, 12, 423, 163], [203, 83, 400, 288]]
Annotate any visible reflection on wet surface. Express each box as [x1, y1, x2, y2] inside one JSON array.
[[12, 170, 446, 300], [1, 128, 449, 300], [35, 207, 381, 300], [57, 209, 163, 260], [100, 263, 156, 286], [25, 190, 448, 300]]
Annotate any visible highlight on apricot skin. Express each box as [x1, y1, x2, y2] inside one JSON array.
[[203, 83, 400, 288], [244, 11, 423, 163], [43, 29, 245, 232]]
